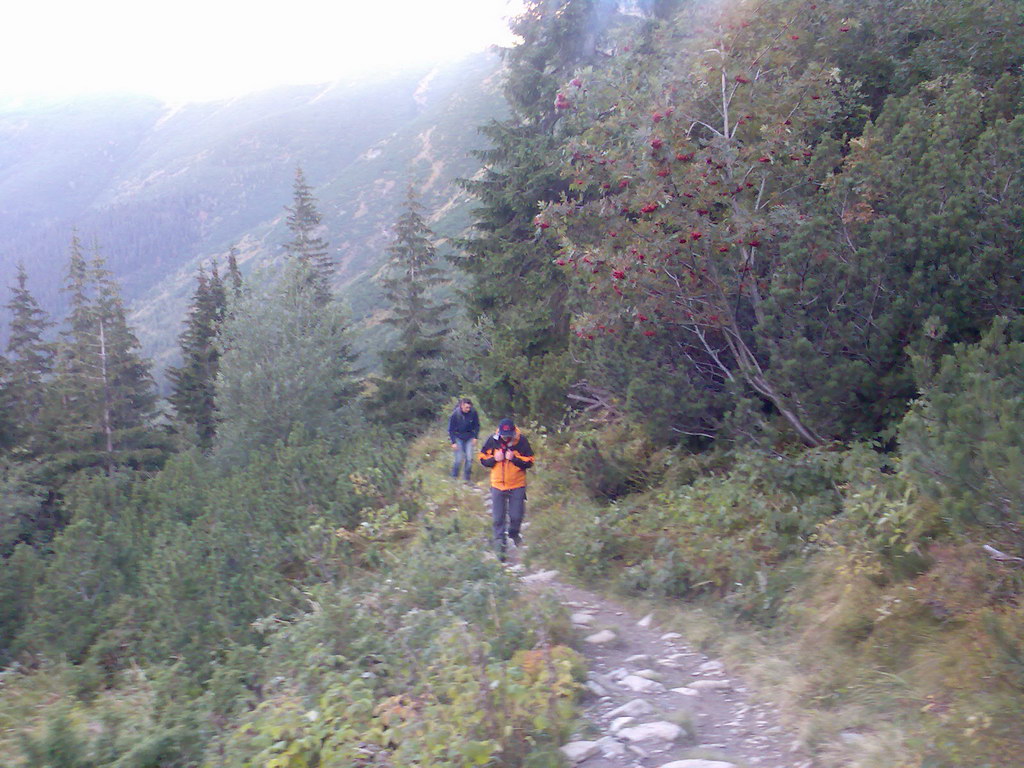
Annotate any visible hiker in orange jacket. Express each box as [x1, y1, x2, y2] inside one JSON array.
[[478, 418, 535, 561]]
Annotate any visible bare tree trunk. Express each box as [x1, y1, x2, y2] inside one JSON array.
[[98, 319, 114, 461]]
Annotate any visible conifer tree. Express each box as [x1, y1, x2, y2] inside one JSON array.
[[167, 262, 229, 450], [215, 261, 358, 465], [226, 244, 244, 292], [283, 167, 333, 304], [374, 185, 453, 429], [45, 235, 162, 473], [4, 263, 54, 448], [0, 356, 17, 453], [456, 0, 623, 421]]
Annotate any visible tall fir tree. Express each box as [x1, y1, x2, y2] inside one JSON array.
[[283, 167, 333, 304], [45, 235, 162, 474], [4, 263, 54, 450], [226, 244, 244, 292], [374, 184, 453, 430], [456, 0, 623, 421], [167, 262, 230, 450]]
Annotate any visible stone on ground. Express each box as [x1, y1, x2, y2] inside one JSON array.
[[621, 674, 667, 693], [584, 629, 617, 644], [607, 698, 655, 718], [657, 761, 737, 768], [610, 716, 636, 734], [596, 736, 628, 757], [617, 720, 685, 743], [559, 741, 601, 763]]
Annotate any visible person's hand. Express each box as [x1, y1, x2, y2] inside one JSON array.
[[451, 442, 457, 449], [494, 449, 506, 461]]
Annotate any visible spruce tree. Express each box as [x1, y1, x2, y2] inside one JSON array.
[[4, 263, 54, 449], [283, 167, 333, 304], [374, 185, 453, 430], [456, 0, 622, 421], [45, 235, 162, 473], [167, 263, 229, 450], [226, 244, 244, 292]]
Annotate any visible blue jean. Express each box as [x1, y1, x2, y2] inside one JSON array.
[[451, 438, 474, 479], [491, 486, 526, 556]]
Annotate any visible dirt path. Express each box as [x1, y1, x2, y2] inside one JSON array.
[[468, 485, 809, 768]]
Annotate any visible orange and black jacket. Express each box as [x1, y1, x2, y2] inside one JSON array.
[[478, 428, 535, 490]]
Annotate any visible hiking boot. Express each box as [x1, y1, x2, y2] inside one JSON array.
[[509, 533, 522, 547]]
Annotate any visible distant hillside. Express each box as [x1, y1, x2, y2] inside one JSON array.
[[0, 53, 506, 373]]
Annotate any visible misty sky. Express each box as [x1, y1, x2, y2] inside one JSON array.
[[1, 0, 524, 103]]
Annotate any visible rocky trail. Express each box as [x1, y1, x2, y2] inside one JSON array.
[[468, 486, 809, 768]]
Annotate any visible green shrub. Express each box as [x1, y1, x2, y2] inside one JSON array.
[[901, 318, 1024, 533]]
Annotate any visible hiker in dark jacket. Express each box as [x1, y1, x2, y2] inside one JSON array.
[[448, 398, 480, 481], [478, 418, 534, 561]]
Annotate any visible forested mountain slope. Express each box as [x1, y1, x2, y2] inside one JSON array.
[[0, 52, 504, 366]]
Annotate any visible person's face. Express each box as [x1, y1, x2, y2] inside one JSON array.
[[461, 402, 472, 413]]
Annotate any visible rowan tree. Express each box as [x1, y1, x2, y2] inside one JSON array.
[[546, 0, 845, 444]]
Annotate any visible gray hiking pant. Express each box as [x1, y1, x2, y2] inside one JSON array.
[[490, 486, 526, 554]]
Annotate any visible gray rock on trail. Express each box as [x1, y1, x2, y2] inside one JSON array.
[[610, 716, 636, 734], [585, 629, 618, 644], [657, 761, 737, 768], [559, 741, 601, 763], [661, 631, 683, 640], [521, 569, 560, 584], [572, 612, 596, 625], [596, 736, 628, 758], [606, 698, 656, 719], [633, 668, 664, 681], [698, 660, 726, 675], [620, 674, 667, 693], [637, 613, 654, 627], [617, 720, 686, 743]]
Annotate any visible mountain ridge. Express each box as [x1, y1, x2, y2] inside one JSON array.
[[0, 52, 506, 371]]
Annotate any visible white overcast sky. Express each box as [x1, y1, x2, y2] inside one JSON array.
[[1, 0, 524, 103]]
